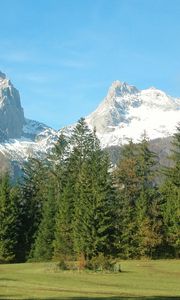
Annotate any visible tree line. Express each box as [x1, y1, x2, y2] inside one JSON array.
[[0, 118, 179, 263]]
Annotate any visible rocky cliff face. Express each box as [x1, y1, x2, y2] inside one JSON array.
[[0, 71, 58, 166], [0, 71, 25, 141]]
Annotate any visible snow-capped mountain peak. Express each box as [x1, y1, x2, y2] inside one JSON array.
[[0, 72, 179, 170], [0, 71, 59, 164], [86, 81, 180, 147], [140, 87, 179, 110], [108, 80, 139, 98]]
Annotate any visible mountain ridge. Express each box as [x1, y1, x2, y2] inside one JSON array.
[[86, 80, 180, 147], [0, 72, 179, 172]]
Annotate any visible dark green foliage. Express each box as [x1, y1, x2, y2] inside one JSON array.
[[71, 120, 116, 258], [52, 134, 75, 259], [53, 183, 74, 259], [17, 157, 48, 261], [0, 120, 179, 263], [114, 136, 163, 258], [54, 119, 117, 259], [0, 175, 18, 263], [73, 156, 115, 258], [160, 125, 180, 257], [87, 253, 114, 271], [32, 185, 57, 261]]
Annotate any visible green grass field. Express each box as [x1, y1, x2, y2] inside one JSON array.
[[0, 260, 180, 300]]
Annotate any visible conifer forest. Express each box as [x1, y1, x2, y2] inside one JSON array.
[[0, 119, 179, 265]]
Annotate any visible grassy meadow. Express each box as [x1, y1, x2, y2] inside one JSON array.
[[0, 260, 180, 300]]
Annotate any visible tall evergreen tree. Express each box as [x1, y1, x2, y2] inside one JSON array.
[[18, 157, 48, 260], [52, 133, 77, 259], [160, 125, 180, 257], [0, 175, 18, 263], [53, 119, 94, 259], [114, 141, 140, 258], [54, 119, 117, 259], [32, 183, 57, 261], [74, 160, 109, 258], [114, 136, 162, 258], [135, 136, 163, 257], [72, 123, 116, 258]]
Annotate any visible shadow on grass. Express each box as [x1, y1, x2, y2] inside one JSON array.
[[0, 277, 18, 281], [5, 297, 180, 300]]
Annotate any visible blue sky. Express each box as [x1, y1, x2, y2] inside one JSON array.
[[0, 0, 180, 129]]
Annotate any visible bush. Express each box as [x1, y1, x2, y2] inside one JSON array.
[[87, 253, 113, 271], [77, 253, 86, 270], [112, 262, 121, 272], [53, 253, 122, 273], [56, 257, 68, 270], [55, 254, 78, 271]]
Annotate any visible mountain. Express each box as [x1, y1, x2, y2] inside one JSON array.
[[86, 81, 180, 147], [0, 72, 179, 175], [0, 71, 59, 169], [0, 71, 25, 141]]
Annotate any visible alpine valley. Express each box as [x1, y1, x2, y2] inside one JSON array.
[[0, 71, 179, 175]]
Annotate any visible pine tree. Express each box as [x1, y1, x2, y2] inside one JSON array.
[[71, 118, 95, 167], [18, 157, 48, 260], [53, 182, 75, 259], [135, 189, 162, 258], [54, 119, 117, 259], [114, 136, 162, 258], [72, 124, 116, 258], [114, 141, 140, 258], [51, 134, 75, 259], [135, 134, 158, 190], [32, 184, 56, 261], [167, 124, 180, 187], [160, 125, 180, 257], [54, 119, 95, 259], [135, 136, 163, 258], [49, 133, 69, 195], [0, 175, 18, 263]]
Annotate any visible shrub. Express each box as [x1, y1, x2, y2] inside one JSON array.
[[56, 257, 68, 270], [77, 253, 86, 271], [87, 253, 113, 271]]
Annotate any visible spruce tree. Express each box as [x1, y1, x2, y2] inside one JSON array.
[[32, 184, 56, 261], [53, 182, 75, 259], [18, 157, 48, 260], [53, 119, 95, 259], [160, 125, 180, 257], [135, 136, 163, 258], [114, 136, 162, 258], [54, 119, 117, 259], [72, 123, 116, 258], [51, 133, 75, 259], [0, 175, 18, 263], [114, 141, 140, 258]]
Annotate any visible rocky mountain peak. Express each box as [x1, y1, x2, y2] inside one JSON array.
[[108, 80, 139, 98], [86, 80, 180, 146], [0, 71, 6, 80], [0, 71, 25, 141]]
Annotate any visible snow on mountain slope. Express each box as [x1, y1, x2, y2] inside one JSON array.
[[0, 71, 179, 164], [0, 71, 59, 162], [86, 81, 180, 147], [0, 118, 59, 161]]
